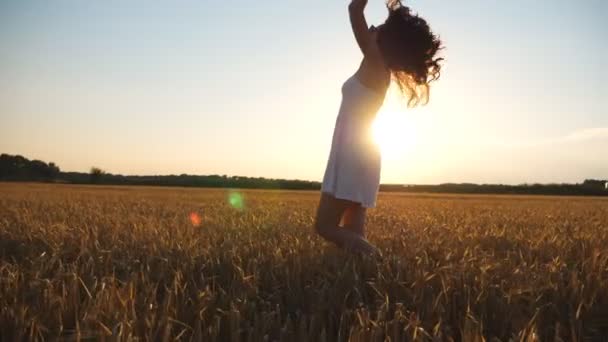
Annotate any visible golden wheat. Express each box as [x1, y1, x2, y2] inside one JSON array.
[[0, 183, 607, 341]]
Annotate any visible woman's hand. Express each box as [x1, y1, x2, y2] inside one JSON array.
[[349, 0, 368, 12]]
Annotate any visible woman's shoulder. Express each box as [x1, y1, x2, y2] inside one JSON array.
[[355, 63, 390, 96]]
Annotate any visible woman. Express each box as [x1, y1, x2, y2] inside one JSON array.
[[314, 0, 443, 255]]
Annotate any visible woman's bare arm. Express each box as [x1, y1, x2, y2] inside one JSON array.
[[348, 0, 372, 55], [349, 0, 385, 68]]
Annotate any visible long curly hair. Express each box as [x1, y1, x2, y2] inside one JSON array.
[[377, 0, 444, 107]]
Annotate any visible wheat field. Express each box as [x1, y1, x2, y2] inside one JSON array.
[[0, 183, 607, 341]]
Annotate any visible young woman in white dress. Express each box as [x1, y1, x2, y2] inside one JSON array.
[[314, 0, 443, 255]]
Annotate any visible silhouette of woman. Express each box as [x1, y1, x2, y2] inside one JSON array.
[[314, 0, 443, 255]]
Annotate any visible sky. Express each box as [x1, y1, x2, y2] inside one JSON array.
[[1, 0, 606, 185]]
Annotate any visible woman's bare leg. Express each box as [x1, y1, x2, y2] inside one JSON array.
[[341, 204, 367, 238], [341, 203, 380, 255], [314, 193, 377, 255]]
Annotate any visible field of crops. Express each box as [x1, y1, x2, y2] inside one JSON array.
[[1, 183, 607, 341]]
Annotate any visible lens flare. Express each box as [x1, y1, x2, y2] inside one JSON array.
[[189, 212, 202, 227], [228, 191, 244, 210]]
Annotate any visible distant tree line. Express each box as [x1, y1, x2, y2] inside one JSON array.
[[1, 153, 606, 196], [62, 170, 320, 190], [0, 154, 60, 181], [381, 180, 608, 196]]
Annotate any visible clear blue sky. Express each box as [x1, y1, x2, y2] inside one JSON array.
[[1, 0, 606, 184]]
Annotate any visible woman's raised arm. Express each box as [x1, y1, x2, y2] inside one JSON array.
[[348, 0, 373, 56]]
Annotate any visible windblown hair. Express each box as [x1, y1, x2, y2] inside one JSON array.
[[377, 0, 444, 107]]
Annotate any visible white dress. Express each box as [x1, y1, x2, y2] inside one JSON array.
[[321, 75, 386, 208]]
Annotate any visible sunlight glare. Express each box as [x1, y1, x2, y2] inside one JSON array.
[[372, 108, 417, 159]]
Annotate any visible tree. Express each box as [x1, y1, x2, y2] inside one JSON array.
[[47, 162, 60, 180], [0, 154, 61, 181], [90, 167, 106, 184]]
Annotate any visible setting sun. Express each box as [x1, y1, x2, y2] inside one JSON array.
[[372, 107, 417, 159]]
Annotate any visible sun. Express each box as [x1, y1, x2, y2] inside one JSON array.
[[372, 108, 417, 159]]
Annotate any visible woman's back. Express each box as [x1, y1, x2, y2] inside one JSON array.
[[339, 75, 386, 122], [321, 74, 385, 209]]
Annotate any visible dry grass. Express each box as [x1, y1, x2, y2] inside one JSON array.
[[1, 183, 607, 341]]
